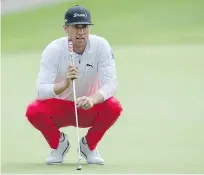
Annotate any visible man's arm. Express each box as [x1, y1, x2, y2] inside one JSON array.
[[36, 44, 70, 100], [89, 92, 104, 105], [91, 39, 117, 104], [53, 80, 70, 95]]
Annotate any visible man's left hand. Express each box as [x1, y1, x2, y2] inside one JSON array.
[[76, 96, 94, 110]]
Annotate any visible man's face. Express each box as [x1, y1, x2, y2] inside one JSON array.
[[64, 24, 90, 47]]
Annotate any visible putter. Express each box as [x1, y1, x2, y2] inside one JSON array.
[[68, 39, 82, 170]]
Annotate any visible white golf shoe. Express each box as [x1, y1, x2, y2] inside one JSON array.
[[79, 137, 104, 165], [46, 132, 70, 164]]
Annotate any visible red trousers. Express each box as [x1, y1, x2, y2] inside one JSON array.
[[25, 97, 122, 150]]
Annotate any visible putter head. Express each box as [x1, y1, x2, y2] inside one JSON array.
[[76, 155, 82, 170], [76, 164, 82, 170]]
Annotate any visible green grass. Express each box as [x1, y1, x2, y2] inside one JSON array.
[[1, 45, 204, 173], [2, 0, 204, 53], [1, 0, 204, 173]]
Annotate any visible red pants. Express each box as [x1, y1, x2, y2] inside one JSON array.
[[25, 97, 122, 150]]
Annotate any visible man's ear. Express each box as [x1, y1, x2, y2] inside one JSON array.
[[63, 25, 69, 33]]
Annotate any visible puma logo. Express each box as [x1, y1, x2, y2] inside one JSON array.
[[86, 63, 94, 68]]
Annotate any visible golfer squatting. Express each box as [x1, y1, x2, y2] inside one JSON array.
[[25, 5, 123, 165]]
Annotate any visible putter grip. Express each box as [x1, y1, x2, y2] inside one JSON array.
[[68, 39, 74, 65]]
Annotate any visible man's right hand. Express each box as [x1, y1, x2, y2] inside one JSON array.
[[54, 65, 78, 95], [66, 65, 78, 85]]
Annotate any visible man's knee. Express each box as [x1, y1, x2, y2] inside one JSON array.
[[103, 97, 123, 117], [25, 100, 41, 122]]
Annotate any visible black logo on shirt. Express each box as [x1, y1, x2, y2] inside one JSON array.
[[86, 62, 94, 68]]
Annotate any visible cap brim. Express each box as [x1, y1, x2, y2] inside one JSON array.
[[65, 22, 94, 25]]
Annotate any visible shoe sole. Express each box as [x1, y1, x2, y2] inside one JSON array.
[[46, 141, 71, 165]]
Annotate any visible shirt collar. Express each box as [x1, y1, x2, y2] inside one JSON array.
[[84, 37, 92, 54], [66, 36, 92, 56]]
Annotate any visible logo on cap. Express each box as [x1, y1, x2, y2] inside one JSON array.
[[73, 13, 87, 18]]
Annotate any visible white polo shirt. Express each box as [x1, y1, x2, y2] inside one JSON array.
[[36, 34, 117, 101]]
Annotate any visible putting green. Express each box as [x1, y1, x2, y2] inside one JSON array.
[[1, 0, 204, 173], [1, 45, 204, 173]]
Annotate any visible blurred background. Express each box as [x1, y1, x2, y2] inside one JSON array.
[[1, 0, 204, 173]]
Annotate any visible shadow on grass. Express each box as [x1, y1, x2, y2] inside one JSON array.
[[1, 162, 106, 174]]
